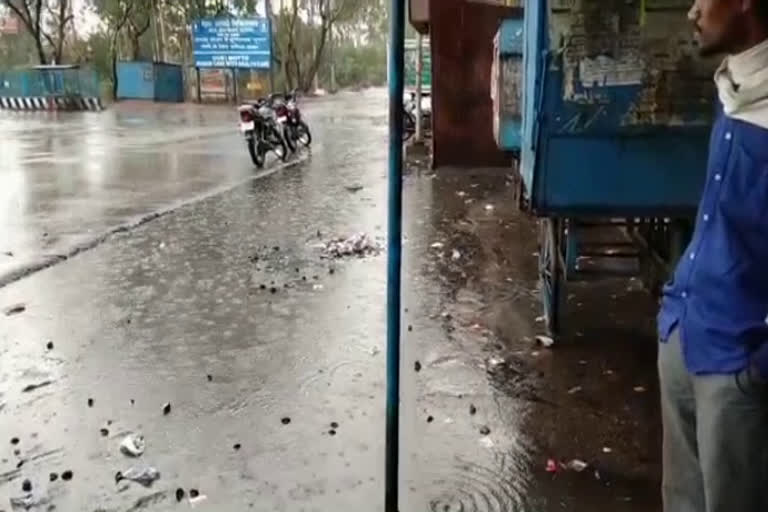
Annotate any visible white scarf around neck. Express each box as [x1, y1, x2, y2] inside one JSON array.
[[715, 38, 768, 129]]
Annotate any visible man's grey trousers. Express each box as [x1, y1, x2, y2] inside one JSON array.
[[659, 329, 768, 512]]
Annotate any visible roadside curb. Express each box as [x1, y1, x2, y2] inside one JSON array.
[[0, 96, 104, 111], [0, 154, 310, 290]]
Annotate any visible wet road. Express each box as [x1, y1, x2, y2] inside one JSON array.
[[0, 91, 661, 511]]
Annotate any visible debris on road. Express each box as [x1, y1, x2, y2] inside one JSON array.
[[430, 242, 445, 249], [206, 374, 213, 382], [176, 488, 185, 502], [4, 304, 26, 316], [414, 361, 422, 372], [545, 459, 558, 473], [566, 459, 589, 472], [426, 416, 434, 424], [88, 398, 94, 407], [11, 437, 19, 445], [602, 447, 612, 454], [189, 489, 207, 507], [61, 470, 73, 481], [344, 184, 364, 193], [100, 428, 110, 437], [10, 494, 48, 511], [162, 402, 172, 415], [321, 233, 383, 258], [370, 346, 380, 356], [21, 380, 53, 393], [329, 429, 337, 436], [21, 479, 31, 492], [48, 473, 58, 482], [451, 249, 462, 261], [469, 404, 477, 416], [45, 341, 54, 350], [567, 386, 583, 395], [120, 434, 146, 457], [479, 426, 491, 436], [633, 386, 647, 393], [116, 466, 160, 487], [536, 335, 555, 348], [281, 417, 291, 425], [484, 204, 495, 212], [127, 491, 166, 511], [233, 443, 241, 451]]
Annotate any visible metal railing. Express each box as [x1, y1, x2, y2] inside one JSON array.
[[0, 68, 100, 98]]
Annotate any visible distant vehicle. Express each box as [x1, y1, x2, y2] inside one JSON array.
[[238, 99, 288, 168], [403, 91, 431, 142]]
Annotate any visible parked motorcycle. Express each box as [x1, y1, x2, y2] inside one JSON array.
[[238, 99, 288, 168], [282, 90, 312, 148], [270, 94, 298, 154], [403, 91, 430, 141]]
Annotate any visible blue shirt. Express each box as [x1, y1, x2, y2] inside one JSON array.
[[658, 106, 768, 377]]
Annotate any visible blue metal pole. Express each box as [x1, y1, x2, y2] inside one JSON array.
[[386, 0, 405, 511]]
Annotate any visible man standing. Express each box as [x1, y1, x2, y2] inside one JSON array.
[[658, 1, 768, 511]]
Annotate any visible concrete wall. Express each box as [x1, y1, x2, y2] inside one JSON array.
[[430, 0, 522, 168]]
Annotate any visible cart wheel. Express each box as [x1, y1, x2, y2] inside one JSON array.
[[539, 218, 562, 336]]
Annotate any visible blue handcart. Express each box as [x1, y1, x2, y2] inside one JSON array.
[[520, 0, 718, 336]]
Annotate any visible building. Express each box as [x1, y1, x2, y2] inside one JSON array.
[[409, 0, 523, 168]]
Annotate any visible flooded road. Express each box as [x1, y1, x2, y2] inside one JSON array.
[[0, 90, 662, 511]]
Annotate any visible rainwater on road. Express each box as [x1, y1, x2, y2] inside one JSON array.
[[0, 90, 661, 511]]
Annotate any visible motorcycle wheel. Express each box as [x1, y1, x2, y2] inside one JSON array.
[[283, 125, 297, 153], [268, 126, 288, 162], [297, 121, 312, 147], [403, 112, 416, 141], [247, 137, 266, 168]]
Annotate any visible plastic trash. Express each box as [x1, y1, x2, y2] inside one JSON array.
[[162, 402, 172, 415], [536, 335, 555, 348], [451, 249, 461, 261], [567, 386, 583, 395], [566, 459, 589, 472], [633, 386, 647, 393], [116, 466, 160, 487], [4, 304, 26, 316], [120, 434, 146, 457], [479, 426, 491, 436], [322, 233, 383, 258], [430, 242, 445, 249], [545, 459, 558, 473], [10, 494, 47, 511]]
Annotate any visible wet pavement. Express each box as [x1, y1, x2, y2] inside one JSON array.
[[0, 90, 662, 511]]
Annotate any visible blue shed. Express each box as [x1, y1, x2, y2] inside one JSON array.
[[116, 61, 184, 102], [492, 18, 524, 151]]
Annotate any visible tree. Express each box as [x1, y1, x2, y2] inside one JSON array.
[[1, 0, 73, 64]]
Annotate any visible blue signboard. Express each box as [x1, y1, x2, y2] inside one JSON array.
[[193, 18, 271, 69]]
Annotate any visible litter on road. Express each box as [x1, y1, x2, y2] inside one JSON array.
[[120, 434, 146, 457], [536, 335, 555, 348], [21, 380, 53, 393], [4, 304, 26, 316], [567, 386, 583, 395], [566, 459, 589, 472], [162, 402, 172, 415], [116, 466, 160, 487], [321, 233, 383, 258]]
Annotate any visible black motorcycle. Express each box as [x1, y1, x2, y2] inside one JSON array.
[[238, 100, 288, 168], [273, 91, 312, 150]]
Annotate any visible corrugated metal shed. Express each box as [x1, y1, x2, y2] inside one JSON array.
[[117, 61, 184, 102]]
